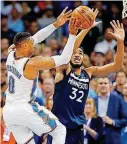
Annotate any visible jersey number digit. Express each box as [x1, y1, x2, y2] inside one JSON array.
[[69, 87, 84, 103], [8, 76, 15, 94]]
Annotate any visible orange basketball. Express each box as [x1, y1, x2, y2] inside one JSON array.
[[72, 6, 94, 29]]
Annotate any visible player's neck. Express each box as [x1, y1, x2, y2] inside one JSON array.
[[85, 112, 92, 119], [73, 68, 81, 76], [15, 50, 24, 59]]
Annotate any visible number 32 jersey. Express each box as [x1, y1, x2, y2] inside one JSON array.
[[52, 69, 90, 129], [6, 51, 37, 103]]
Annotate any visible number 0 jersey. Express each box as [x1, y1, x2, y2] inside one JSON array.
[[6, 51, 37, 103], [52, 69, 90, 129]]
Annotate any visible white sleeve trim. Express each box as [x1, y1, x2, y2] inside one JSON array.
[[52, 34, 76, 67], [32, 24, 57, 45]]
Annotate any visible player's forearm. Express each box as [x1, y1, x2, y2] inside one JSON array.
[[74, 28, 91, 51], [52, 34, 76, 67], [32, 24, 57, 45], [114, 40, 124, 70]]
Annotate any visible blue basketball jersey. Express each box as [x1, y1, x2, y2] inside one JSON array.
[[52, 69, 90, 129]]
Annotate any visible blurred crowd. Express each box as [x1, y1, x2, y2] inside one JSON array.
[[1, 1, 127, 144]]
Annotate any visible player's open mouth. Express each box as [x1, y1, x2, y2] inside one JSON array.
[[74, 58, 81, 63]]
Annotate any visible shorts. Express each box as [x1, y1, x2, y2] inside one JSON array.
[[47, 125, 84, 144], [3, 101, 59, 144]]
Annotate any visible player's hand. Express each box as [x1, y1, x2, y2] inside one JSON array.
[[91, 8, 102, 28], [108, 20, 125, 41], [8, 44, 16, 53], [69, 17, 79, 35], [53, 7, 72, 28], [102, 116, 113, 125], [80, 8, 102, 30]]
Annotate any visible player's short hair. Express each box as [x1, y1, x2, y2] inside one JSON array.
[[13, 32, 31, 45]]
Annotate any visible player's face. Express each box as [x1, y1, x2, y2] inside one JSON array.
[[70, 48, 84, 68], [122, 83, 127, 96], [22, 38, 34, 57], [97, 78, 110, 95]]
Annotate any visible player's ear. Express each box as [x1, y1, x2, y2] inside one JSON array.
[[24, 43, 27, 49]]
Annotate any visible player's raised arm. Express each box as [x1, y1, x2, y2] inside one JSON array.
[[54, 9, 102, 82], [86, 20, 125, 77], [32, 7, 72, 45], [24, 18, 79, 79], [73, 9, 101, 52]]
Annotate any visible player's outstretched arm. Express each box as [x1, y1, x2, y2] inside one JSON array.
[[24, 18, 79, 80], [86, 20, 125, 77], [32, 7, 72, 45], [73, 9, 101, 52]]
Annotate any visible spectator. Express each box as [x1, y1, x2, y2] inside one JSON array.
[[42, 46, 52, 57], [1, 82, 7, 107], [88, 78, 98, 99], [95, 77, 127, 144], [122, 18, 127, 40], [1, 1, 22, 16], [34, 44, 43, 56], [36, 77, 54, 106], [1, 15, 16, 44], [84, 98, 104, 144], [43, 78, 54, 99], [1, 38, 8, 60], [122, 51, 127, 75], [1, 38, 9, 51], [21, 2, 31, 16], [113, 71, 127, 98], [28, 20, 39, 35], [122, 82, 127, 103], [110, 4, 121, 21], [47, 39, 59, 55], [38, 8, 62, 43], [93, 52, 106, 66], [83, 53, 92, 68], [8, 6, 24, 32], [121, 82, 127, 144], [58, 36, 68, 54], [45, 96, 53, 111], [94, 27, 116, 55], [1, 59, 7, 71]]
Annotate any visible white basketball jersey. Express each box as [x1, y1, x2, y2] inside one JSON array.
[[6, 51, 37, 103]]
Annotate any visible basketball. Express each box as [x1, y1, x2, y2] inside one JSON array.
[[72, 6, 94, 29]]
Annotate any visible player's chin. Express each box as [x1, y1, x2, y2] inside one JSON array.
[[70, 61, 83, 68]]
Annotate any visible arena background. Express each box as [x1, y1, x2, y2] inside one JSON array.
[[1, 0, 127, 144]]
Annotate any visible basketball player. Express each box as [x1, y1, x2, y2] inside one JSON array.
[[47, 16, 125, 144], [3, 8, 81, 144]]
